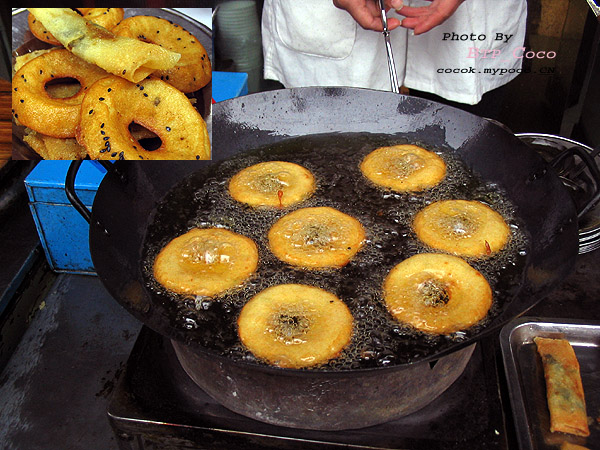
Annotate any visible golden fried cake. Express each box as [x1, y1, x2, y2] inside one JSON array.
[[268, 207, 366, 268], [383, 253, 492, 334], [153, 228, 258, 297], [237, 284, 353, 368], [229, 161, 316, 208], [360, 144, 446, 192], [413, 200, 510, 257]]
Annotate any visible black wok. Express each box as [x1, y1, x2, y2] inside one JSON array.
[[68, 87, 581, 430]]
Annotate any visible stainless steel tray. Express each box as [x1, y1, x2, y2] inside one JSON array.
[[500, 317, 600, 450]]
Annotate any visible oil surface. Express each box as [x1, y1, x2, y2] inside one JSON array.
[[142, 133, 530, 370]]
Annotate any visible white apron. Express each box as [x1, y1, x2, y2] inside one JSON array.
[[262, 0, 527, 104]]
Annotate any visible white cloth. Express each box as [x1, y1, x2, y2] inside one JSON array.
[[262, 0, 527, 105]]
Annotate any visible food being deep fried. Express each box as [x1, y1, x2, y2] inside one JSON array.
[[413, 199, 510, 257], [383, 253, 492, 334], [535, 337, 590, 437], [23, 128, 87, 160], [237, 284, 353, 368], [77, 76, 210, 160], [28, 9, 124, 46], [268, 207, 366, 268], [360, 144, 446, 192], [28, 8, 180, 83], [153, 228, 258, 297], [12, 48, 108, 138], [113, 16, 211, 93], [229, 161, 316, 208]]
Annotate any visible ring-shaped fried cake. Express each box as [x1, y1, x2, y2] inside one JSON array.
[[113, 15, 211, 93], [153, 228, 258, 297], [413, 200, 510, 257], [12, 49, 108, 138], [237, 284, 353, 368], [360, 144, 446, 192], [383, 253, 492, 334], [229, 161, 316, 208], [77, 76, 210, 160], [268, 207, 366, 268]]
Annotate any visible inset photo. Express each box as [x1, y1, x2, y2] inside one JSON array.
[[11, 7, 212, 160]]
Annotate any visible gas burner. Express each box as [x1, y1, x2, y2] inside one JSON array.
[[516, 133, 600, 254]]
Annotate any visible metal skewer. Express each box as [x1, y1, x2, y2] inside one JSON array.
[[378, 0, 400, 93]]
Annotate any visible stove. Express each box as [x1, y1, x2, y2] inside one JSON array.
[[107, 326, 514, 450]]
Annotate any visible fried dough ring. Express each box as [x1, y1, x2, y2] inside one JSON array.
[[229, 161, 316, 208], [76, 8, 124, 30], [153, 228, 258, 297], [268, 207, 366, 268], [383, 253, 492, 334], [113, 15, 211, 93], [28, 13, 61, 45], [413, 200, 510, 257], [23, 128, 87, 160], [360, 144, 446, 192], [238, 284, 353, 368], [77, 76, 210, 160], [12, 48, 108, 138], [28, 9, 124, 46]]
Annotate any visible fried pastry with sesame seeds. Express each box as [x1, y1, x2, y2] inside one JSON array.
[[77, 76, 210, 160]]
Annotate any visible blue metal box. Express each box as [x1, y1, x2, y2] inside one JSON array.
[[25, 161, 107, 274]]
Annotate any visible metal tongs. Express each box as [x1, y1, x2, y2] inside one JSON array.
[[378, 0, 400, 93]]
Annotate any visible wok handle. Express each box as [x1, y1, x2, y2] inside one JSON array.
[[66, 161, 91, 224], [551, 145, 600, 219], [66, 161, 114, 231]]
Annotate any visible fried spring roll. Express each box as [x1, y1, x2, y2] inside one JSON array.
[[535, 337, 590, 437], [28, 8, 180, 83]]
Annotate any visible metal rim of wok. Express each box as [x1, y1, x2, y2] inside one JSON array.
[[75, 87, 580, 376]]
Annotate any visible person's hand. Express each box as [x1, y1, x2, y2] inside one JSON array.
[[333, 0, 405, 32], [397, 0, 464, 35]]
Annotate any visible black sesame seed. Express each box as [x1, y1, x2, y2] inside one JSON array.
[[143, 93, 148, 97], [196, 155, 200, 160], [111, 152, 118, 157], [107, 88, 112, 92], [99, 97, 105, 101], [14, 87, 17, 91], [105, 141, 110, 147], [101, 130, 105, 135], [165, 76, 169, 80], [133, 145, 137, 149], [39, 70, 43, 74], [122, 70, 126, 74], [43, 31, 47, 34], [21, 75, 24, 78], [119, 152, 125, 160], [20, 99, 24, 103], [166, 126, 171, 131], [139, 155, 144, 159], [157, 31, 160, 34], [103, 136, 110, 141], [100, 148, 108, 153], [140, 86, 144, 90], [50, 74, 54, 78], [14, 114, 18, 118], [89, 109, 94, 114], [177, 38, 181, 41], [101, 123, 104, 128]]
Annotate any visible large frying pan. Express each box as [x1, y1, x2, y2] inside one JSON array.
[[68, 87, 581, 430]]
